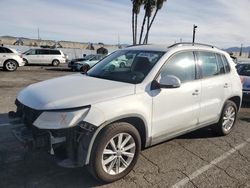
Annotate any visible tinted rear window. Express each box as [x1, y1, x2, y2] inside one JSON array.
[[50, 50, 61, 55], [0, 47, 13, 53]]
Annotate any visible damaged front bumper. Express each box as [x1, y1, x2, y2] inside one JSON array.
[[9, 107, 97, 168]]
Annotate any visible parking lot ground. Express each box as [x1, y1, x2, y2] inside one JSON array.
[[1, 65, 250, 188]]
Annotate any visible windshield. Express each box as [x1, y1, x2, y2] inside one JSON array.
[[236, 64, 250, 76], [87, 50, 165, 84], [23, 49, 32, 54]]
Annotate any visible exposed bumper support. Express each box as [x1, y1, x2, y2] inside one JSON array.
[[9, 110, 97, 168]]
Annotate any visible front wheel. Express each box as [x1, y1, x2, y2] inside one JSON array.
[[89, 122, 141, 182], [4, 60, 18, 71], [52, 60, 60, 66], [213, 100, 238, 136]]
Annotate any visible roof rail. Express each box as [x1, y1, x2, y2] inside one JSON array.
[[168, 42, 217, 49]]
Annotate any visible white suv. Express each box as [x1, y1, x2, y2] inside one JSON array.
[[0, 46, 25, 71], [23, 48, 67, 66], [10, 43, 242, 182]]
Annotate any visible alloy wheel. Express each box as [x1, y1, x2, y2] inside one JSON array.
[[222, 105, 236, 132], [6, 60, 17, 71], [101, 133, 136, 175]]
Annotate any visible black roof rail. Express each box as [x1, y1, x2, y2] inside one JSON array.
[[168, 42, 217, 49]]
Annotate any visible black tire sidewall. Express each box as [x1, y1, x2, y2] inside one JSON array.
[[90, 122, 141, 183]]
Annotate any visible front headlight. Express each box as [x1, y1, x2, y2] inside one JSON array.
[[33, 108, 90, 129]]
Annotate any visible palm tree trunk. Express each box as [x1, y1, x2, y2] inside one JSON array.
[[132, 12, 135, 45], [135, 14, 138, 44], [139, 13, 147, 44], [144, 16, 150, 44], [143, 9, 158, 44]]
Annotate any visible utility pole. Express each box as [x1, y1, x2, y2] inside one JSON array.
[[38, 27, 40, 40], [239, 43, 243, 56], [192, 25, 198, 45]]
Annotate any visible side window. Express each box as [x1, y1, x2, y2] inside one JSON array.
[[42, 50, 50, 55], [29, 50, 36, 55], [0, 47, 4, 53], [160, 51, 196, 83], [216, 54, 225, 74], [197, 51, 219, 78], [221, 55, 231, 73], [35, 49, 42, 55], [50, 50, 60, 55]]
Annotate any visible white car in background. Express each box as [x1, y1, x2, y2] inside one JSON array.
[[23, 48, 67, 66], [0, 46, 25, 71]]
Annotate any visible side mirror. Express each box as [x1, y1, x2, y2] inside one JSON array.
[[151, 75, 181, 89]]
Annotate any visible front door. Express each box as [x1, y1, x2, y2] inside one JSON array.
[[151, 51, 201, 144]]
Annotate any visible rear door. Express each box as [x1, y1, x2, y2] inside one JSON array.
[[196, 51, 231, 125]]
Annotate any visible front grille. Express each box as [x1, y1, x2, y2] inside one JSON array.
[[15, 100, 43, 126]]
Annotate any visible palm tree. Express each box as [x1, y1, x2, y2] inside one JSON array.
[[132, 0, 143, 45], [139, 0, 155, 44], [143, 0, 167, 44]]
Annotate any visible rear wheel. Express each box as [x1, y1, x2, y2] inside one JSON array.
[[4, 60, 18, 71], [89, 122, 141, 182], [52, 60, 60, 66], [213, 100, 237, 136]]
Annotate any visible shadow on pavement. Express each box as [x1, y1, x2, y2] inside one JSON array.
[[242, 101, 250, 108], [45, 67, 72, 72]]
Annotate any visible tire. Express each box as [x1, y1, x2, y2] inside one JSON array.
[[213, 100, 238, 136], [52, 60, 60, 66], [88, 122, 141, 183], [119, 62, 125, 68], [4, 60, 18, 71], [80, 64, 90, 73]]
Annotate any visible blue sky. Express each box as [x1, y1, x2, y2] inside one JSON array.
[[0, 0, 249, 48]]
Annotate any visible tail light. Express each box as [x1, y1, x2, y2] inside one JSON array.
[[240, 76, 246, 84]]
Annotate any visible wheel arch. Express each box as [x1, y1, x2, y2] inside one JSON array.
[[85, 115, 149, 165], [227, 96, 241, 111], [4, 59, 19, 67]]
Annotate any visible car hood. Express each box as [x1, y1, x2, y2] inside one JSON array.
[[17, 74, 135, 110]]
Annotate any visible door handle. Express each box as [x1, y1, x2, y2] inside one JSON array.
[[224, 83, 229, 88], [192, 89, 199, 96]]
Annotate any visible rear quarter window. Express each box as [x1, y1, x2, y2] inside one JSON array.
[[221, 55, 231, 73]]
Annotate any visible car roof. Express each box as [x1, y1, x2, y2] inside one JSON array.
[[126, 43, 225, 54]]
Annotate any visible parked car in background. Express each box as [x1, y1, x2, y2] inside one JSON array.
[[0, 46, 25, 71], [236, 61, 250, 102], [22, 48, 67, 66], [10, 43, 242, 182], [68, 54, 105, 72]]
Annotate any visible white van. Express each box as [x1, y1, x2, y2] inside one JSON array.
[[23, 48, 67, 66]]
